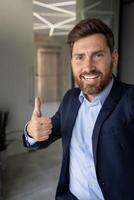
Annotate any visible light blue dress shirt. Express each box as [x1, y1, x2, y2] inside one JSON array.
[[69, 79, 113, 200]]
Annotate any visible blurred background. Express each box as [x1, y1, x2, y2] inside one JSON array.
[[0, 0, 134, 199]]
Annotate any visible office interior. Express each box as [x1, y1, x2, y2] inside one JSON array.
[[0, 0, 134, 199]]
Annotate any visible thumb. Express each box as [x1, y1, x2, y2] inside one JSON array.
[[33, 97, 42, 117]]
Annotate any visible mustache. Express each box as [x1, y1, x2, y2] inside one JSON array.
[[80, 70, 101, 78]]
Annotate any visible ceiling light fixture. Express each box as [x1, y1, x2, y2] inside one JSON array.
[[34, 0, 75, 16], [33, 0, 76, 36]]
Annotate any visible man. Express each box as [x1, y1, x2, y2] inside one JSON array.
[[23, 18, 134, 200]]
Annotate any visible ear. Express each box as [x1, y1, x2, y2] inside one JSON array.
[[112, 49, 118, 68]]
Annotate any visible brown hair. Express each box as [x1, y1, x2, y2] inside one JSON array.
[[68, 18, 115, 55]]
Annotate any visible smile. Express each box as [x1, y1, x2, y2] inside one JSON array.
[[81, 74, 100, 80]]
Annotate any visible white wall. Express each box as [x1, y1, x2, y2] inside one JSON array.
[[0, 0, 34, 155]]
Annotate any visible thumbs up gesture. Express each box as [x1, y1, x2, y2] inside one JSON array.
[[27, 97, 52, 141]]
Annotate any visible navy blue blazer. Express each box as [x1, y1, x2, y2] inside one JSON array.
[[23, 77, 134, 200]]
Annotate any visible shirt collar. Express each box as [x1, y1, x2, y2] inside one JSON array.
[[79, 77, 114, 106]]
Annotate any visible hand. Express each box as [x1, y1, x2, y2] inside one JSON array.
[[27, 97, 52, 141]]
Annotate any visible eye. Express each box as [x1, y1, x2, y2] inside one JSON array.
[[96, 53, 104, 58], [94, 52, 105, 60], [72, 54, 85, 62], [74, 55, 83, 60]]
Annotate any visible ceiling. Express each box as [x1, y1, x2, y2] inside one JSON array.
[[33, 0, 76, 36]]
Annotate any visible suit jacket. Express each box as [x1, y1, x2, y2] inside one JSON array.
[[23, 77, 134, 200]]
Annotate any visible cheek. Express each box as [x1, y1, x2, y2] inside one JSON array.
[[100, 59, 113, 73], [72, 65, 81, 76], [73, 70, 80, 79]]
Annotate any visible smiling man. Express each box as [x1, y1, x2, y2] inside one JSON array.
[[71, 33, 117, 101], [23, 18, 134, 200]]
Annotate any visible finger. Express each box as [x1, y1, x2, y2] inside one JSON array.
[[35, 130, 52, 141], [34, 117, 52, 127], [40, 121, 52, 128], [35, 125, 52, 135], [33, 97, 42, 117], [39, 131, 52, 138], [36, 135, 50, 142]]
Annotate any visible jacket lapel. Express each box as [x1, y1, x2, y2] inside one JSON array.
[[92, 79, 125, 166], [63, 95, 81, 154], [59, 91, 81, 191]]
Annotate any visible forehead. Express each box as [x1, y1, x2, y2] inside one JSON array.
[[72, 34, 108, 53]]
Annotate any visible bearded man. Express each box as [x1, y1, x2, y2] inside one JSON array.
[[23, 18, 134, 200]]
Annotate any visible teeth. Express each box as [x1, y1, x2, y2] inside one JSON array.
[[83, 75, 98, 80]]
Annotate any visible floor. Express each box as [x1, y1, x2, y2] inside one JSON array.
[[2, 140, 62, 200]]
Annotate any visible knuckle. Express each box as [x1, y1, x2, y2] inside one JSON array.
[[44, 135, 49, 140]]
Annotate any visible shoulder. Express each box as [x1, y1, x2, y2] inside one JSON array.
[[62, 87, 81, 101], [125, 85, 134, 119], [117, 81, 134, 117], [126, 84, 134, 99], [118, 80, 134, 95], [113, 77, 134, 96], [57, 87, 81, 112]]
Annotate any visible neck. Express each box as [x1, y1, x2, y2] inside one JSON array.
[[86, 94, 96, 102]]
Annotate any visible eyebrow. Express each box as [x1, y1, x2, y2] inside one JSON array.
[[72, 50, 106, 57], [72, 53, 84, 57], [93, 50, 106, 54]]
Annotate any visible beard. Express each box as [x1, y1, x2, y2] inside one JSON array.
[[74, 65, 113, 96]]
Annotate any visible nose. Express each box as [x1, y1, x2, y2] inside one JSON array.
[[84, 56, 96, 71]]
